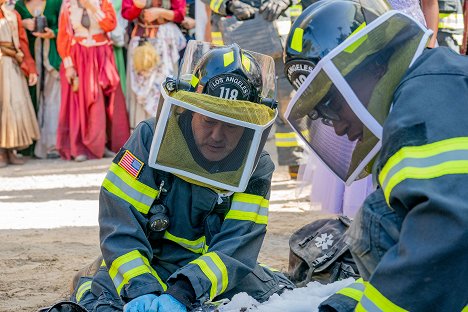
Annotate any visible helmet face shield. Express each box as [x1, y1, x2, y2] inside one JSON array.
[[286, 11, 432, 184], [149, 88, 277, 192]]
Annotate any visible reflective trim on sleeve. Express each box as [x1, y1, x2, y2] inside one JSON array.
[[109, 250, 167, 295], [336, 278, 365, 302], [163, 231, 207, 254], [379, 137, 468, 205], [461, 305, 468, 312], [190, 252, 228, 300], [275, 132, 300, 147], [102, 163, 159, 214], [210, 0, 223, 13], [288, 4, 302, 17], [438, 13, 464, 30], [356, 282, 408, 312], [75, 280, 92, 303], [225, 193, 269, 225]]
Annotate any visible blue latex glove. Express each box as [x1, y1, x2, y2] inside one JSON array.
[[157, 294, 187, 312], [123, 294, 159, 312]]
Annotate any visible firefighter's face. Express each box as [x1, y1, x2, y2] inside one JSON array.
[[322, 87, 364, 142], [192, 113, 245, 161]]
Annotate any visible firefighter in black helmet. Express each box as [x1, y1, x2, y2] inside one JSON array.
[[283, 1, 468, 311]]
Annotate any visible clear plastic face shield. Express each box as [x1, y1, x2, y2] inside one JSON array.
[[148, 41, 277, 192], [285, 11, 432, 185]]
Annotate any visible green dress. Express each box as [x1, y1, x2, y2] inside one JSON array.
[[15, 0, 62, 157], [15, 0, 62, 112]]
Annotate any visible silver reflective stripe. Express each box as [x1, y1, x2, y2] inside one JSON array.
[[111, 257, 146, 290], [203, 256, 224, 296], [380, 150, 468, 191], [348, 281, 365, 292], [106, 170, 154, 208], [230, 201, 267, 216], [360, 295, 383, 312]]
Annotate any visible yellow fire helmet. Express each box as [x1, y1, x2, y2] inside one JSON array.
[[148, 41, 278, 192]]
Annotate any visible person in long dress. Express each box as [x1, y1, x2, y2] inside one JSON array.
[[122, 0, 186, 130], [56, 0, 130, 161], [0, 1, 40, 167], [15, 0, 62, 159]]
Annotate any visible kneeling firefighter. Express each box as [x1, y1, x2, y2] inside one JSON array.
[[284, 0, 468, 311], [65, 41, 294, 312]]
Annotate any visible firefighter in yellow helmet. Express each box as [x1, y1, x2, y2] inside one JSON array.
[[65, 41, 294, 312]]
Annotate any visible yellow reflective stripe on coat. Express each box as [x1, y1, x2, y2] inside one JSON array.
[[288, 4, 302, 17], [461, 305, 468, 312], [225, 193, 269, 225], [378, 137, 468, 205], [275, 132, 300, 147], [210, 0, 223, 13], [190, 252, 228, 300], [336, 278, 365, 302], [439, 13, 464, 30], [164, 231, 207, 254], [75, 280, 92, 302], [102, 163, 159, 214], [356, 282, 408, 312], [224, 51, 234, 67], [109, 250, 167, 295]]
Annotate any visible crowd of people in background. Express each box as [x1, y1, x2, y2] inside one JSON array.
[[0, 0, 467, 169]]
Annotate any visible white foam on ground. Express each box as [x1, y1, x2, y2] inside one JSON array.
[[218, 278, 354, 312]]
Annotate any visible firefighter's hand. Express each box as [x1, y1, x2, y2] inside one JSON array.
[[123, 294, 159, 312], [28, 73, 38, 86], [157, 294, 187, 312], [227, 0, 256, 20], [259, 0, 291, 21]]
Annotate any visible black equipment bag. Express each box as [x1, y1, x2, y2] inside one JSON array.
[[288, 215, 360, 287]]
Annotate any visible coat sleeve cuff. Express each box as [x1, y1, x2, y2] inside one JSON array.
[[164, 277, 196, 308], [318, 293, 359, 312]]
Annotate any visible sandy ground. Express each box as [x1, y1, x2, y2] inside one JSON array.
[[0, 142, 327, 311]]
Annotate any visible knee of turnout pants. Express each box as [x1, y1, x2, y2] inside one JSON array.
[[345, 189, 403, 280]]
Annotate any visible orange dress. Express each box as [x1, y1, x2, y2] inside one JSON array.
[[56, 0, 130, 160], [0, 5, 39, 150]]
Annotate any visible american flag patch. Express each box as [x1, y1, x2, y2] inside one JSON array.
[[118, 150, 144, 178]]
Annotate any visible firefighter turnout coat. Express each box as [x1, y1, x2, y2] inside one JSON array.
[[73, 118, 287, 310], [320, 48, 468, 312]]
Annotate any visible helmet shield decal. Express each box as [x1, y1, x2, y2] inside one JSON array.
[[179, 41, 276, 100], [286, 11, 432, 184], [149, 89, 276, 192]]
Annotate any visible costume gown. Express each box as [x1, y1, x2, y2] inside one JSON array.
[[0, 5, 40, 151], [15, 0, 63, 158]]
